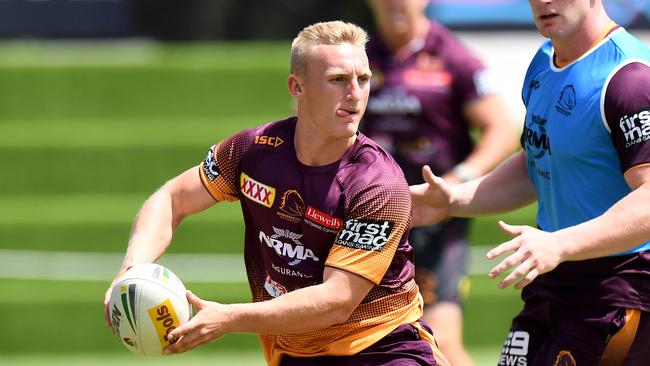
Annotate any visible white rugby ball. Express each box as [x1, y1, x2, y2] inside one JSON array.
[[108, 263, 191, 356]]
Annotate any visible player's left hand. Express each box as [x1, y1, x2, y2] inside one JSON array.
[[486, 221, 564, 289], [164, 290, 229, 355]]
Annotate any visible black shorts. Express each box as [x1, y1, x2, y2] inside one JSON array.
[[499, 295, 650, 365], [410, 218, 470, 306]]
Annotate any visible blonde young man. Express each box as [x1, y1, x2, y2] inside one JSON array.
[[362, 1, 519, 365], [104, 21, 449, 366], [412, 0, 650, 364]]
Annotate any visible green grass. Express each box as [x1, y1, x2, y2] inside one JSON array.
[[0, 352, 268, 366], [0, 43, 291, 120], [0, 279, 257, 355], [0, 348, 502, 366], [0, 276, 520, 355], [0, 116, 276, 148]]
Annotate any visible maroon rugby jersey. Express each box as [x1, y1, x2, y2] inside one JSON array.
[[199, 117, 423, 366], [363, 21, 492, 183]]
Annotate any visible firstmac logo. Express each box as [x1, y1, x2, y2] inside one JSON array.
[[618, 107, 650, 148], [240, 172, 276, 208], [335, 219, 394, 251]]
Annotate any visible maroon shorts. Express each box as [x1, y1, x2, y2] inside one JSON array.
[[280, 322, 441, 366], [498, 296, 650, 366]]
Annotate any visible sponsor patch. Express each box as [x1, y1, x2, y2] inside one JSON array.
[[277, 189, 304, 223], [255, 135, 284, 147], [523, 114, 552, 158], [259, 227, 319, 265], [264, 272, 287, 298], [367, 91, 422, 115], [304, 206, 342, 233], [334, 219, 394, 251], [618, 107, 650, 148], [202, 146, 220, 181], [240, 172, 276, 208], [499, 331, 529, 366], [147, 298, 180, 348], [271, 262, 312, 278]]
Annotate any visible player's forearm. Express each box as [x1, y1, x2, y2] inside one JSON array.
[[223, 282, 357, 335], [450, 152, 537, 217], [556, 184, 650, 261], [120, 187, 178, 272]]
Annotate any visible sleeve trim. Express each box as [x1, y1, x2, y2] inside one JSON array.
[[323, 263, 381, 285], [198, 164, 220, 202], [623, 162, 650, 176]]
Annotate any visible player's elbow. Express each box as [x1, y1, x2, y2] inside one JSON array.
[[319, 291, 362, 326], [330, 301, 358, 325]]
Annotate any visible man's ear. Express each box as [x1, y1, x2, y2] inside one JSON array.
[[287, 74, 303, 96]]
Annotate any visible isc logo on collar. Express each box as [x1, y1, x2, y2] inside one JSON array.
[[240, 172, 276, 208]]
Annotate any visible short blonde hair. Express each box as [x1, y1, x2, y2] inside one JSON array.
[[290, 21, 369, 75]]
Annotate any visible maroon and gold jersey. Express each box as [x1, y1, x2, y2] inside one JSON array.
[[199, 117, 422, 366]]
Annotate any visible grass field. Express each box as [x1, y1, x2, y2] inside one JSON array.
[[0, 41, 533, 364], [0, 348, 503, 366]]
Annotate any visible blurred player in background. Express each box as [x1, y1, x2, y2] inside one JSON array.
[[105, 21, 450, 366], [363, 1, 519, 365], [411, 0, 650, 364]]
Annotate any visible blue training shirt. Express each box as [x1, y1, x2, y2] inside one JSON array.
[[521, 27, 650, 255]]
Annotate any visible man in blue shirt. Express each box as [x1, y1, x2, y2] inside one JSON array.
[[411, 1, 650, 364]]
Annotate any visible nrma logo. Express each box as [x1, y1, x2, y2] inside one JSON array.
[[499, 331, 529, 366], [259, 227, 319, 265], [618, 107, 650, 148], [523, 114, 552, 159]]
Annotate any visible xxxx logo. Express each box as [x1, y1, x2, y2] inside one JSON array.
[[240, 172, 276, 208]]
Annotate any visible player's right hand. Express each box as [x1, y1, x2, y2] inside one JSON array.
[[164, 290, 228, 355], [409, 165, 452, 227]]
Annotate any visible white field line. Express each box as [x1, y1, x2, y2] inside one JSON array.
[[0, 250, 247, 282], [0, 246, 495, 282]]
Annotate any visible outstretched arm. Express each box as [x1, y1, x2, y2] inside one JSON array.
[[410, 151, 537, 226], [164, 266, 375, 354], [118, 166, 216, 272], [488, 165, 650, 289], [104, 166, 217, 326]]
